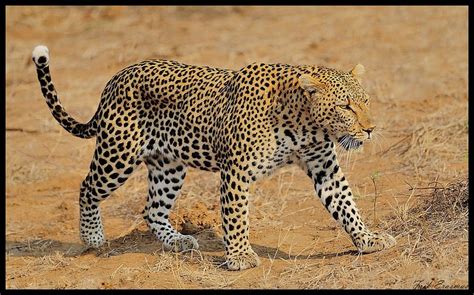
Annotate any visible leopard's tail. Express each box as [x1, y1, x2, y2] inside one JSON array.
[[32, 45, 98, 139]]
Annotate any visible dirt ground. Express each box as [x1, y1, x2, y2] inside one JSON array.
[[5, 6, 468, 289]]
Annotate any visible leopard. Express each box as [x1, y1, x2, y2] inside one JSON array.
[[32, 45, 396, 271]]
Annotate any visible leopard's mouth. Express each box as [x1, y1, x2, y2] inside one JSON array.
[[337, 135, 363, 150]]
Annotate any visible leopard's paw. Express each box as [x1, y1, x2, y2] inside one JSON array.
[[226, 248, 261, 271], [354, 232, 396, 253], [166, 235, 199, 252]]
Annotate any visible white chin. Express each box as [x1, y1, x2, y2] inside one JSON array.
[[338, 135, 363, 150]]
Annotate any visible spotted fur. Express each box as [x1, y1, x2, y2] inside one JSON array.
[[32, 45, 395, 271]]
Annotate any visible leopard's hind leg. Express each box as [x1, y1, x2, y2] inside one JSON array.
[[143, 155, 198, 252], [79, 139, 142, 248]]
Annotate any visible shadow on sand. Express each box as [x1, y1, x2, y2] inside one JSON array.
[[6, 228, 357, 263]]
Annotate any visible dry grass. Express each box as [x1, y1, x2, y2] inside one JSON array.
[[383, 95, 468, 181], [270, 178, 469, 289], [368, 177, 469, 289], [389, 178, 468, 261]]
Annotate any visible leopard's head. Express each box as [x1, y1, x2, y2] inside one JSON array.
[[299, 64, 375, 150]]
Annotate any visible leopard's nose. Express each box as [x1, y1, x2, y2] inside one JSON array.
[[363, 126, 375, 139]]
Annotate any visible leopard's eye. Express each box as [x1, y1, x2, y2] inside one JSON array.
[[337, 104, 351, 110]]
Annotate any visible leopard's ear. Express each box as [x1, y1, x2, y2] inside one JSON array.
[[298, 74, 327, 97], [351, 64, 365, 83]]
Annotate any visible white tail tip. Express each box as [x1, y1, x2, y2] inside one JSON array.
[[32, 45, 50, 67]]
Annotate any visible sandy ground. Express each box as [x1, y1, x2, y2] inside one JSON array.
[[5, 6, 468, 289]]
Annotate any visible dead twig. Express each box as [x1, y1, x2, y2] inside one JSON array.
[[6, 128, 40, 134]]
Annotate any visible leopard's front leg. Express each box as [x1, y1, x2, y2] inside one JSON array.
[[301, 144, 396, 253], [219, 168, 260, 270]]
